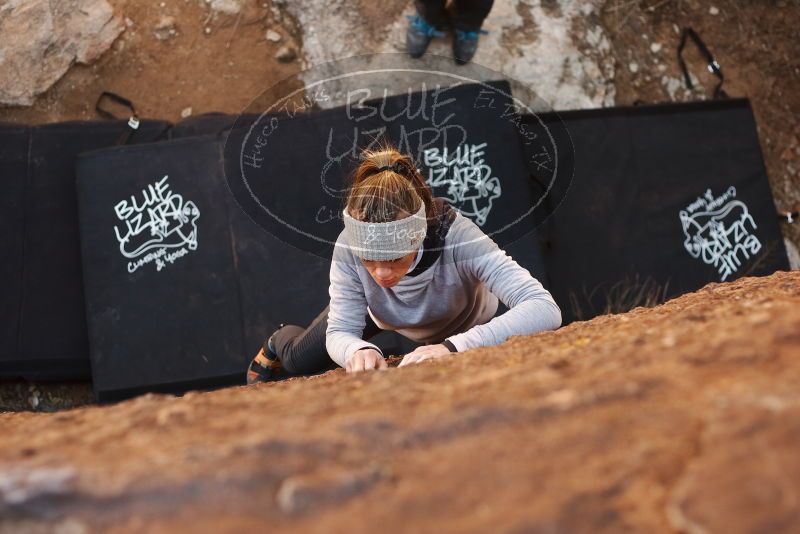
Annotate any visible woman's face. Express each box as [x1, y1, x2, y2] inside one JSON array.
[[360, 249, 419, 288]]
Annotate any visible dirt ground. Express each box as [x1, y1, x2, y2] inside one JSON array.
[[0, 0, 302, 124], [1, 0, 799, 411], [0, 270, 798, 532]]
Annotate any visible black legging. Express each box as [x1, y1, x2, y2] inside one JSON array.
[[415, 0, 494, 32], [270, 304, 384, 375]]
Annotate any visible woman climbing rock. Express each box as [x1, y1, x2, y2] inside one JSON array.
[[246, 145, 561, 382]]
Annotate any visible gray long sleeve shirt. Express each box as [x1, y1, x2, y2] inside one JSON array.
[[325, 210, 562, 368]]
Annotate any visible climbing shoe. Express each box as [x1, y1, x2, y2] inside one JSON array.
[[246, 325, 284, 385], [406, 14, 446, 58], [453, 28, 488, 65]]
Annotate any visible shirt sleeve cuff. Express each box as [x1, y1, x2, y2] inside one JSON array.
[[444, 329, 483, 353], [442, 339, 459, 352]]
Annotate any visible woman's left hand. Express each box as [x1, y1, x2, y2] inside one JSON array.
[[399, 344, 452, 367]]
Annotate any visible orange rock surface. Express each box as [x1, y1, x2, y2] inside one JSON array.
[[1, 271, 799, 533]]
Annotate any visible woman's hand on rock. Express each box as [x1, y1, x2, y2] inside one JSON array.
[[346, 348, 388, 373], [399, 344, 452, 367]]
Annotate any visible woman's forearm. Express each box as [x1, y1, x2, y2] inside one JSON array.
[[445, 296, 562, 352]]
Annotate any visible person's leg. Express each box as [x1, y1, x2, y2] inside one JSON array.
[[270, 304, 382, 375], [448, 0, 493, 65], [407, 0, 448, 59], [415, 0, 449, 29], [448, 0, 493, 31]]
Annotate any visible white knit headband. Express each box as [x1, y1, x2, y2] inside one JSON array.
[[342, 202, 427, 261]]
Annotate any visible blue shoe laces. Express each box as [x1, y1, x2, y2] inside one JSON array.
[[455, 28, 489, 41], [407, 15, 446, 38]]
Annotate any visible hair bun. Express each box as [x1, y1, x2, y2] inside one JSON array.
[[347, 144, 433, 224]]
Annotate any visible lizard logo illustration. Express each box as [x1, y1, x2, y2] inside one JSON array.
[[423, 142, 501, 226], [679, 186, 762, 281], [113, 175, 200, 273]]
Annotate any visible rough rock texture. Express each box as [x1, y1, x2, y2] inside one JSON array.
[[279, 0, 615, 109], [1, 270, 799, 532], [0, 0, 123, 106]]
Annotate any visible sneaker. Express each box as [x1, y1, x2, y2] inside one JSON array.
[[246, 325, 284, 385], [453, 28, 488, 65], [406, 14, 446, 59]]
